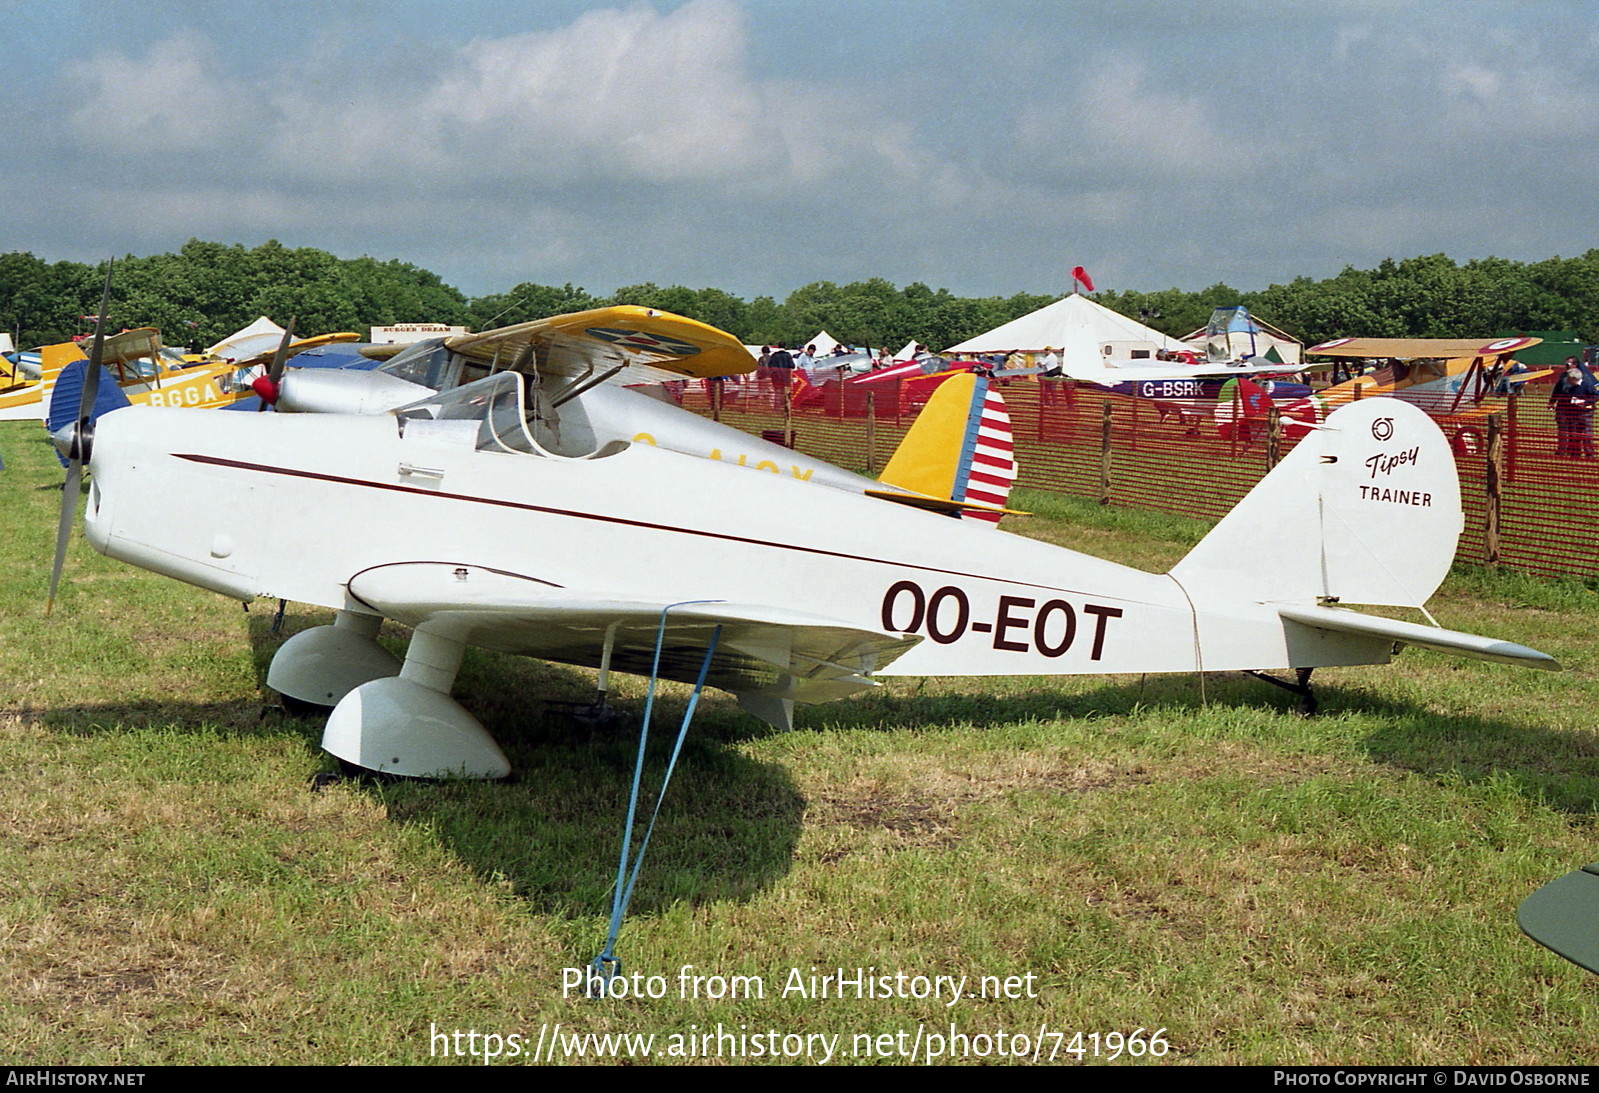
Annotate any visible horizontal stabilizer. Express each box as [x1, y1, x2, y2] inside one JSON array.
[[862, 488, 1026, 517], [1276, 603, 1559, 671]]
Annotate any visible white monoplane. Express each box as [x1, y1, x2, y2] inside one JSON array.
[[52, 305, 1556, 782]]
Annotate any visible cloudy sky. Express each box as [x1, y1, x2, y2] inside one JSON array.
[[3, 0, 1596, 301]]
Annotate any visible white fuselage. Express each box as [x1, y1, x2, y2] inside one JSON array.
[[85, 406, 1389, 684]]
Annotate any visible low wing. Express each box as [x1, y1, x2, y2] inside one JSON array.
[[444, 306, 755, 382], [1061, 360, 1306, 385], [346, 562, 920, 706], [1308, 336, 1541, 359], [851, 358, 947, 385]]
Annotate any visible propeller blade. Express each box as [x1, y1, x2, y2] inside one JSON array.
[[77, 264, 113, 424], [46, 259, 113, 616], [45, 464, 82, 616], [256, 318, 296, 411]]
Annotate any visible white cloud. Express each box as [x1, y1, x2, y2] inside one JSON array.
[[421, 0, 769, 181], [1445, 64, 1502, 102], [1013, 52, 1241, 185], [61, 1, 939, 203], [68, 30, 257, 154], [31, 0, 1599, 301]]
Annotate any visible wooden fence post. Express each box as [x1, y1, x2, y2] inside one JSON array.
[[865, 391, 876, 475], [1266, 406, 1281, 470], [711, 378, 722, 422], [1505, 391, 1518, 485], [1099, 400, 1112, 505], [1485, 411, 1504, 565], [783, 381, 794, 448]]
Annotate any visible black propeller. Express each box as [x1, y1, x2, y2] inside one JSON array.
[[46, 260, 114, 615]]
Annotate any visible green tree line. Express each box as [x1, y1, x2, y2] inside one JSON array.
[[4, 239, 1596, 354]]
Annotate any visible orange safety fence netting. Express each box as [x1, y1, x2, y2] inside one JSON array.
[[672, 373, 1599, 581]]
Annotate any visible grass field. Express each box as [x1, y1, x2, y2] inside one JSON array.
[[3, 418, 1599, 1066]]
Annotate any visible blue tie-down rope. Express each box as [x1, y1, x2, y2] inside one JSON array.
[[589, 603, 722, 995]]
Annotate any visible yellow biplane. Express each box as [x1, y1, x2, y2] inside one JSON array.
[[1, 326, 359, 422], [1281, 336, 1549, 451]]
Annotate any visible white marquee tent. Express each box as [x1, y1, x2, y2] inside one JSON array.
[[943, 294, 1185, 362], [803, 330, 842, 356], [207, 316, 288, 362]]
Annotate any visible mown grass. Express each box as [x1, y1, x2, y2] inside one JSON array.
[[3, 420, 1599, 1065]]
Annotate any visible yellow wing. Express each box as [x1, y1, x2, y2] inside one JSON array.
[[445, 306, 755, 379], [99, 327, 164, 368], [1307, 336, 1541, 359], [227, 332, 362, 371]]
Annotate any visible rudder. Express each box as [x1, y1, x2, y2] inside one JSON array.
[[1170, 398, 1462, 607], [878, 372, 1017, 525]]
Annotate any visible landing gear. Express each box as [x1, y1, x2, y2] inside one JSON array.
[[1244, 667, 1318, 716], [268, 610, 508, 779], [545, 620, 624, 728], [570, 694, 623, 728], [267, 610, 401, 710], [322, 622, 511, 780]]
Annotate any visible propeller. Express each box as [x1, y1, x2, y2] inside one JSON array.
[[251, 318, 296, 409], [46, 261, 114, 616]]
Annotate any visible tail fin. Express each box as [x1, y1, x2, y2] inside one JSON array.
[[1171, 398, 1460, 608], [877, 373, 1017, 525], [38, 341, 86, 379]]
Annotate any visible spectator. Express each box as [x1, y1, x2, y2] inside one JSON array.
[[1549, 357, 1598, 459], [764, 344, 795, 397]]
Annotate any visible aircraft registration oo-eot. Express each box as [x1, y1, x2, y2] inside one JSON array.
[[50, 303, 1559, 782]]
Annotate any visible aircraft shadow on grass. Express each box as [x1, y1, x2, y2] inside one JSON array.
[[31, 610, 1595, 921], [1351, 690, 1599, 815]]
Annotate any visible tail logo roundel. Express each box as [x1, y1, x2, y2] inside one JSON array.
[[1371, 417, 1394, 442]]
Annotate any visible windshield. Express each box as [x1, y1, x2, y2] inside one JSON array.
[[1205, 307, 1258, 363], [395, 372, 537, 453], [380, 337, 460, 390]]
